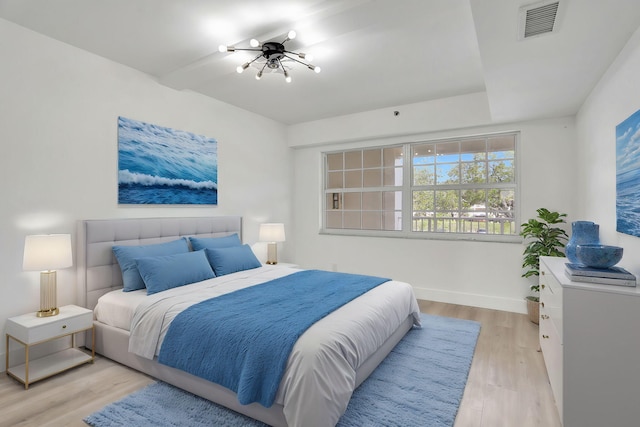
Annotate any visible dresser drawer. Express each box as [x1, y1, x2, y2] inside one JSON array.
[[540, 317, 563, 420], [540, 261, 563, 343]]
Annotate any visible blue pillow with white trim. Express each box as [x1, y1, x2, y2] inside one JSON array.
[[113, 238, 190, 292], [205, 244, 262, 277], [136, 250, 215, 295]]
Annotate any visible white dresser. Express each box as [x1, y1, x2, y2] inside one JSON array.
[[539, 256, 640, 427]]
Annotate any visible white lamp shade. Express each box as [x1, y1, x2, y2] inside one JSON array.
[[23, 234, 73, 271], [259, 223, 286, 243]]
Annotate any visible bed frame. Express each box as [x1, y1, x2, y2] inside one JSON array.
[[76, 216, 413, 427]]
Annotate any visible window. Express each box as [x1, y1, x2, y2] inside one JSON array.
[[323, 132, 518, 240]]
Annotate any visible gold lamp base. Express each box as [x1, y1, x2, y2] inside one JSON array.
[[37, 270, 59, 317], [37, 307, 60, 318], [266, 242, 278, 265]]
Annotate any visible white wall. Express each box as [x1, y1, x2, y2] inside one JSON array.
[[576, 25, 640, 276], [290, 94, 577, 313], [0, 19, 291, 361], [286, 92, 493, 148]]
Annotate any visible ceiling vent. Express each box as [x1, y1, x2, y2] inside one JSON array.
[[518, 1, 560, 40]]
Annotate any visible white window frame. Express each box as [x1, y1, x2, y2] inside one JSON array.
[[321, 131, 521, 243]]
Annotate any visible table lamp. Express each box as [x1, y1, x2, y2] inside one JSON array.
[[259, 223, 285, 265], [23, 234, 73, 317]]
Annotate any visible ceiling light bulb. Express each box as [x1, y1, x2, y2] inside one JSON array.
[[284, 70, 291, 83], [218, 45, 228, 52], [256, 70, 262, 80], [314, 66, 321, 74], [237, 63, 249, 73], [288, 30, 297, 40], [250, 38, 260, 47], [305, 54, 314, 62]]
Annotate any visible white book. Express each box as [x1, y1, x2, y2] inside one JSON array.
[[565, 270, 637, 287]]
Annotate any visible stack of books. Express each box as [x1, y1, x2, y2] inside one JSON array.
[[565, 263, 637, 287]]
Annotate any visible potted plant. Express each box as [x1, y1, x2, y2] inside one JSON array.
[[520, 208, 568, 324]]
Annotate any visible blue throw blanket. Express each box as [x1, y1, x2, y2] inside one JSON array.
[[157, 270, 390, 407]]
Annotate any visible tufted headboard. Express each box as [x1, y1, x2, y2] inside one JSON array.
[[76, 216, 242, 310]]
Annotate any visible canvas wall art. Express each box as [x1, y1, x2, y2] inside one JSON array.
[[616, 108, 640, 237], [118, 116, 218, 205]]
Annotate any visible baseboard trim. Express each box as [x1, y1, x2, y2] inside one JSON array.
[[413, 286, 527, 314]]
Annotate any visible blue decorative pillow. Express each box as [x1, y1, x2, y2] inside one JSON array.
[[135, 250, 215, 295], [189, 234, 242, 251], [205, 245, 262, 277], [113, 238, 190, 292]]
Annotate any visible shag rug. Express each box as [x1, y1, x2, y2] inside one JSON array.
[[85, 314, 480, 427]]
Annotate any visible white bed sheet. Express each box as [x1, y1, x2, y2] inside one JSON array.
[[94, 288, 147, 331], [95, 265, 421, 427]]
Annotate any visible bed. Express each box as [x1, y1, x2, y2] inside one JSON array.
[[76, 216, 421, 427]]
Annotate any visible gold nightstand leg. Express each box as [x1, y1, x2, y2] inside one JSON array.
[[91, 326, 96, 362], [4, 334, 8, 376], [24, 344, 29, 389]]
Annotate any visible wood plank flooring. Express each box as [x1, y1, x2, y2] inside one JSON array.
[[0, 301, 562, 427]]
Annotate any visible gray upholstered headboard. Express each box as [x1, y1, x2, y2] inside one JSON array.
[[76, 216, 242, 310]]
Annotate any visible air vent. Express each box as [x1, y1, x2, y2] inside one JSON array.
[[519, 1, 560, 40]]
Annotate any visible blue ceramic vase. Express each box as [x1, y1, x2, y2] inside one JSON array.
[[565, 221, 600, 264]]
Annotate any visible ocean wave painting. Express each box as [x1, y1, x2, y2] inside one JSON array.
[[118, 116, 217, 205], [616, 109, 640, 236]]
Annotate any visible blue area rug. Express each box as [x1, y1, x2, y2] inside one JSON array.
[[84, 314, 480, 427]]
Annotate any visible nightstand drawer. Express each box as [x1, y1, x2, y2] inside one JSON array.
[[6, 306, 93, 344]]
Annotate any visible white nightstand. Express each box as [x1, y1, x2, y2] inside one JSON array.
[[5, 304, 95, 389]]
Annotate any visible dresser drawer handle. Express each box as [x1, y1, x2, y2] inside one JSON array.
[[540, 302, 545, 308], [542, 334, 549, 339], [541, 314, 549, 320], [541, 271, 545, 275], [541, 284, 545, 289], [62, 325, 67, 329]]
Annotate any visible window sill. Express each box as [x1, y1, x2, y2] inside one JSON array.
[[319, 228, 523, 243]]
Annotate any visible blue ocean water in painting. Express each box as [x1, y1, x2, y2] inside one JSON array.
[[616, 109, 640, 236], [118, 116, 217, 205], [617, 168, 640, 236]]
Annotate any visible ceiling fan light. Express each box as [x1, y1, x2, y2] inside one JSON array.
[[250, 38, 260, 47], [314, 65, 321, 74], [305, 54, 314, 62], [256, 70, 262, 80], [236, 62, 249, 73], [284, 70, 292, 83], [288, 30, 297, 40], [219, 45, 234, 52]]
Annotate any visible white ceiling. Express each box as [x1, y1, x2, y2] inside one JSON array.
[[0, 0, 639, 125]]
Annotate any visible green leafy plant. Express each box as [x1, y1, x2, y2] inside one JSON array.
[[520, 208, 568, 299]]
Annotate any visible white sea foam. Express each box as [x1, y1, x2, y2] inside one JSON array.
[[118, 169, 218, 190]]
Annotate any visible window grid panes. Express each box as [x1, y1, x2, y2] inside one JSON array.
[[324, 133, 517, 239], [325, 147, 403, 231]]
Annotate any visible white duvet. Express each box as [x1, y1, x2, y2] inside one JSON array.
[[105, 265, 420, 427]]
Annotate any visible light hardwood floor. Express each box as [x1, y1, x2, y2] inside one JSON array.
[[0, 301, 562, 427]]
